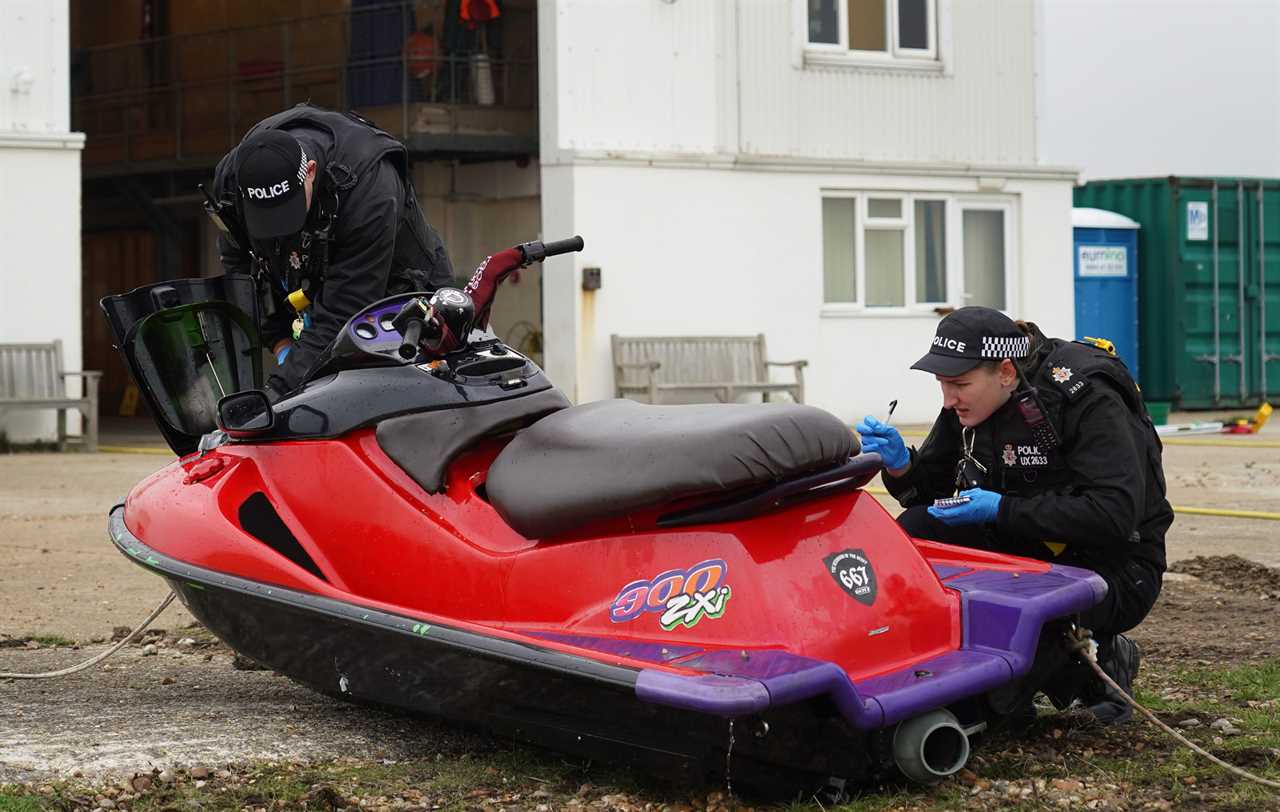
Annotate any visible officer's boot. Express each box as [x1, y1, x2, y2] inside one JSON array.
[[1085, 634, 1140, 725]]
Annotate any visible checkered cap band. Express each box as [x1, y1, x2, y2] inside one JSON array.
[[980, 335, 1030, 358]]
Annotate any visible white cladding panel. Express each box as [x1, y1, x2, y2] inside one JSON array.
[[552, 0, 725, 154], [542, 164, 1073, 424], [737, 0, 1036, 163], [0, 146, 85, 441], [548, 0, 1037, 165], [0, 0, 70, 134]]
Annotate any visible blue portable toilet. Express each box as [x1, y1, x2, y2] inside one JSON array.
[[1072, 208, 1141, 380]]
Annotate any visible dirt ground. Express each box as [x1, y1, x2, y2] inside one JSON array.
[[2, 427, 1279, 808]]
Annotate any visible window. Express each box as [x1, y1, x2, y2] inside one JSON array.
[[962, 207, 1007, 310], [821, 193, 1013, 312], [822, 198, 857, 302], [865, 198, 906, 307], [914, 200, 946, 302], [806, 0, 937, 61]]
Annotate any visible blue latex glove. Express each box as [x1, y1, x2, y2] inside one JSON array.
[[855, 415, 910, 470], [928, 488, 1003, 525], [275, 345, 291, 365]]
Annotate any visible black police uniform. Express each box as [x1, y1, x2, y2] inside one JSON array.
[[885, 324, 1172, 649], [211, 103, 454, 398]]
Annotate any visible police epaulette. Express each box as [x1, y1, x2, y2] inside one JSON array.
[[1044, 357, 1091, 401]]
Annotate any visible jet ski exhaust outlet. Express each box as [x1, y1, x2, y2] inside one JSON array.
[[892, 708, 971, 784]]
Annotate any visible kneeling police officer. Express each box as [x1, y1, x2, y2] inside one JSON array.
[[857, 307, 1172, 725], [207, 103, 454, 400]]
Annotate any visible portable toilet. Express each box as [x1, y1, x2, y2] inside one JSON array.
[[1072, 208, 1141, 380]]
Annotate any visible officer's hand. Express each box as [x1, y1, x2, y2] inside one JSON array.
[[928, 488, 1002, 525], [272, 339, 292, 366], [855, 415, 910, 472]]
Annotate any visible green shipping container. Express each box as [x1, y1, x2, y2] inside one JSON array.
[[1075, 177, 1280, 409]]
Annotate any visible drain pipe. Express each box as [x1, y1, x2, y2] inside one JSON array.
[[892, 708, 972, 784]]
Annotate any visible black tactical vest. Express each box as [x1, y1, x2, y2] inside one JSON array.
[[218, 103, 452, 294], [982, 338, 1168, 568]]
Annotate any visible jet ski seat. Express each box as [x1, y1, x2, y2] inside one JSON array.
[[376, 388, 572, 494], [485, 399, 858, 539]]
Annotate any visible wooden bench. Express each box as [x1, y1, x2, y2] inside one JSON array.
[[0, 341, 102, 452], [611, 335, 806, 405]]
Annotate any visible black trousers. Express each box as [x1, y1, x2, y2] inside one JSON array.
[[898, 505, 1163, 708]]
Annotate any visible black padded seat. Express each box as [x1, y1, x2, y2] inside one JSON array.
[[377, 388, 571, 494], [485, 399, 857, 539]]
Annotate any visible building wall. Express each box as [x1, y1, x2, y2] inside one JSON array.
[[545, 0, 1037, 166], [543, 163, 1074, 425], [1, 1, 86, 442]]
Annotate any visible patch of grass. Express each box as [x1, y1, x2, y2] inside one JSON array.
[[0, 790, 44, 812], [28, 634, 75, 648], [1195, 658, 1280, 703], [824, 786, 970, 811], [1073, 659, 1280, 807]]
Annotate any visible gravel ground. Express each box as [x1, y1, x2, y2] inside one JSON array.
[[1, 428, 1278, 807]]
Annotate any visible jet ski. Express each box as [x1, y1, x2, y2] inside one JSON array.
[[100, 236, 1106, 795]]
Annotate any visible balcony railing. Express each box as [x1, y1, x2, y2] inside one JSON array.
[[71, 1, 537, 173]]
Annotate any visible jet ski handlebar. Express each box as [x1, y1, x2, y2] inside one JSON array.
[[387, 236, 584, 362], [465, 236, 585, 332], [518, 235, 584, 264]]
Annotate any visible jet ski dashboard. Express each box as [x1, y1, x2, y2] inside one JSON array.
[[237, 291, 557, 443]]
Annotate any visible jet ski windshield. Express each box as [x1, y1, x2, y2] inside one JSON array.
[[100, 275, 263, 456]]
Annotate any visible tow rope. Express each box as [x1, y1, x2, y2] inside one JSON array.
[[0, 591, 175, 680], [1066, 628, 1280, 791], [863, 486, 1280, 523]]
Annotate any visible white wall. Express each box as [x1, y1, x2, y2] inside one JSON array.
[[543, 163, 1074, 424], [0, 1, 85, 442], [545, 0, 1041, 167], [1039, 0, 1280, 180], [737, 0, 1037, 165]]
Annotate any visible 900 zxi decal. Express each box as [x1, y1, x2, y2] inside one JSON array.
[[824, 549, 878, 606], [610, 559, 732, 631]]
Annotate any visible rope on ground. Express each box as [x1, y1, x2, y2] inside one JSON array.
[[862, 486, 1280, 522], [892, 431, 1280, 450], [0, 591, 176, 680], [1160, 438, 1280, 449], [1065, 629, 1280, 791], [1172, 506, 1280, 521], [96, 445, 175, 456]]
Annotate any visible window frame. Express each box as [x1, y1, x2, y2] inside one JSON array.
[[802, 0, 940, 67], [862, 195, 908, 308], [956, 198, 1018, 312], [820, 191, 1017, 318]]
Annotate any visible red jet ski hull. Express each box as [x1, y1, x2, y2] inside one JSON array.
[[111, 431, 1105, 792]]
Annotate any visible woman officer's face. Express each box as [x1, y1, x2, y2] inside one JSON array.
[[937, 359, 1018, 427]]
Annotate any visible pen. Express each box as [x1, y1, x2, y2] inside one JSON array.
[[883, 399, 898, 426]]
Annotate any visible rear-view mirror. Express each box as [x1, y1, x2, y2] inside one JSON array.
[[217, 390, 274, 435]]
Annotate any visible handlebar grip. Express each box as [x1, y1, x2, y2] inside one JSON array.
[[542, 236, 584, 257], [399, 319, 424, 360]]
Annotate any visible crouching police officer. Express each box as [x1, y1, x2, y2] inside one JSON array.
[[207, 103, 454, 400], [856, 307, 1172, 725]]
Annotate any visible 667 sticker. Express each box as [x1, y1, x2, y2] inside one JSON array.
[[824, 549, 877, 606]]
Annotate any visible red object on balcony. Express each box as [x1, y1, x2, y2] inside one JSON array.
[[405, 31, 438, 79], [460, 0, 501, 24], [238, 60, 285, 79]]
